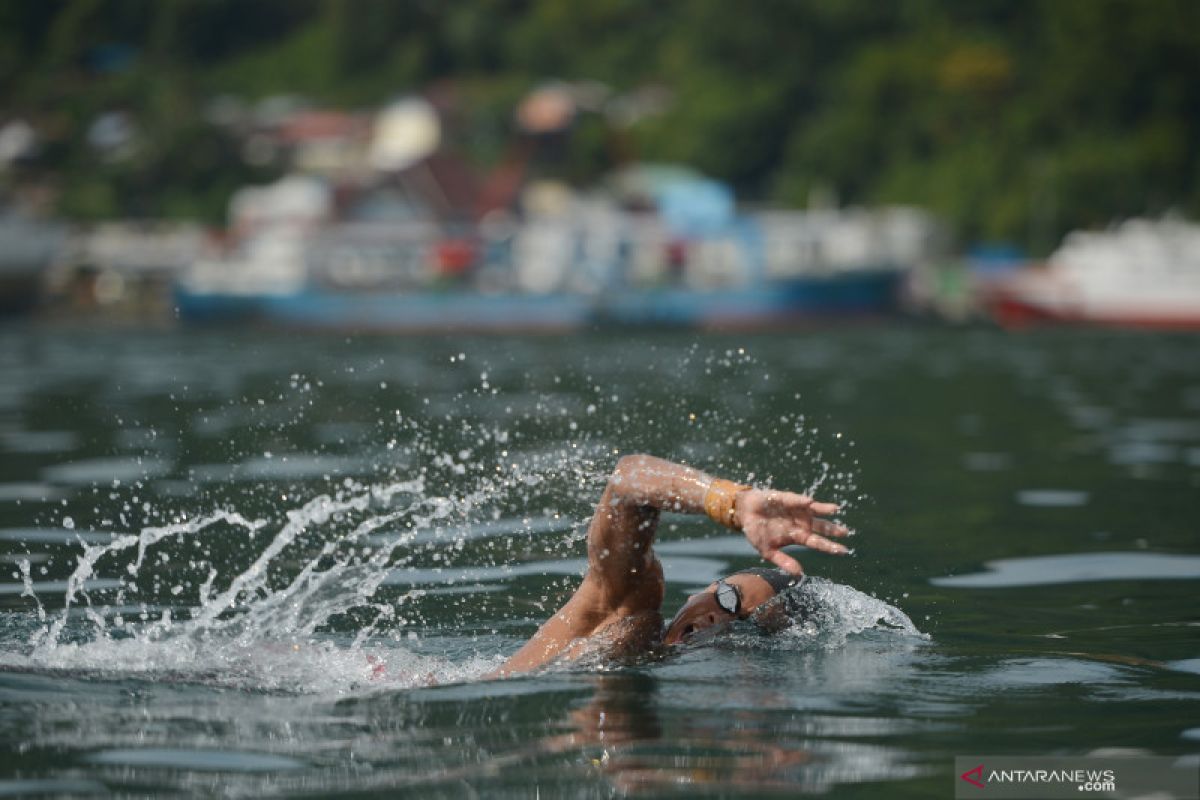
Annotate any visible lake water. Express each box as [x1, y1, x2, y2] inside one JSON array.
[[0, 325, 1197, 798]]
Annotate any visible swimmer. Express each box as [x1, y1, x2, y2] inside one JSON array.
[[496, 454, 850, 675]]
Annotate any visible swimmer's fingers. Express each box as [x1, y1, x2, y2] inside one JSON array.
[[776, 492, 840, 517], [810, 500, 841, 517], [766, 548, 804, 575], [812, 518, 852, 538], [794, 531, 849, 555]]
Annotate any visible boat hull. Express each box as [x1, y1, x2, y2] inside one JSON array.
[[987, 280, 1200, 331], [175, 269, 903, 333]]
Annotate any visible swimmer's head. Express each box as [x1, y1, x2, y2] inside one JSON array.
[[663, 567, 803, 645]]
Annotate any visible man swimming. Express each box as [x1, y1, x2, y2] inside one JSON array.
[[496, 454, 850, 675]]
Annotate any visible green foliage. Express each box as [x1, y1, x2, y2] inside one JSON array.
[[3, 0, 1198, 251]]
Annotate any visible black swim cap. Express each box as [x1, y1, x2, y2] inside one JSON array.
[[731, 567, 803, 595]]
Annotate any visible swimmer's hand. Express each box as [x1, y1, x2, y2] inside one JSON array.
[[734, 489, 850, 575]]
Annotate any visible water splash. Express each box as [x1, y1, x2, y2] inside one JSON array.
[[762, 577, 926, 649], [2, 344, 868, 694], [3, 474, 540, 693]]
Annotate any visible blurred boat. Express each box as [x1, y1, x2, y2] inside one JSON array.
[[988, 218, 1200, 330], [42, 221, 207, 322], [174, 174, 934, 332], [0, 211, 66, 315], [177, 271, 902, 333], [175, 218, 918, 332]]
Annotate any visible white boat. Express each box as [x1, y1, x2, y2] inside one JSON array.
[[989, 217, 1200, 329]]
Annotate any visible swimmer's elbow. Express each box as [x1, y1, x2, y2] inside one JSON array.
[[602, 453, 677, 522], [609, 454, 655, 501], [614, 453, 653, 471]]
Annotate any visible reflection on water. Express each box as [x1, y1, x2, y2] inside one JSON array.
[[534, 672, 926, 795], [932, 552, 1200, 587], [87, 749, 306, 772], [1015, 488, 1089, 507], [0, 643, 935, 796], [0, 327, 1197, 796], [41, 455, 173, 486]]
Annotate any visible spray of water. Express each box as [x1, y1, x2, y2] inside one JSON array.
[[1, 344, 884, 694]]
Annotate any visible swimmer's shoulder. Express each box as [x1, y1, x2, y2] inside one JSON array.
[[559, 609, 665, 666]]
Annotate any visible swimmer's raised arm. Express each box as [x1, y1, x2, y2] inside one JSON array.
[[495, 455, 849, 676]]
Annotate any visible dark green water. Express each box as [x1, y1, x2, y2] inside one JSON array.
[[0, 325, 1197, 798]]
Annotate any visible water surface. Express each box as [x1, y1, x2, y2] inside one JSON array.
[[0, 325, 1197, 797]]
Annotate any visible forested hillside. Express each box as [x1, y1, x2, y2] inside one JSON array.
[[2, 0, 1197, 251]]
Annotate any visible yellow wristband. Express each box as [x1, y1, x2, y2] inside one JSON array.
[[704, 479, 750, 529]]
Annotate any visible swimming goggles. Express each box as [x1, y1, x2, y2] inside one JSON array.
[[714, 579, 742, 617]]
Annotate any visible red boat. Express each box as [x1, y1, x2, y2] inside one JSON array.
[[987, 219, 1200, 331]]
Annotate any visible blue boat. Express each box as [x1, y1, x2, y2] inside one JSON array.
[[174, 195, 921, 332], [175, 269, 902, 333]]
